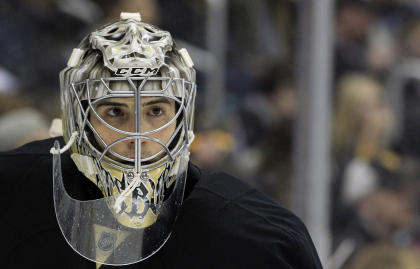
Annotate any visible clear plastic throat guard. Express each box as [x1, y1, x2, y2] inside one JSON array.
[[52, 140, 188, 265]]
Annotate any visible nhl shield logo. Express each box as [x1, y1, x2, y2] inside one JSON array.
[[97, 231, 117, 252]]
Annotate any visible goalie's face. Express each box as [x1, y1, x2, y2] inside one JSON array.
[[89, 96, 176, 162]]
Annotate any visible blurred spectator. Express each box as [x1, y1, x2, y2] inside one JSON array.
[[331, 73, 418, 267], [334, 0, 375, 81], [332, 73, 394, 158], [0, 0, 88, 96], [0, 66, 19, 94], [365, 21, 397, 76], [190, 129, 235, 170], [236, 65, 295, 148], [0, 92, 31, 115], [387, 18, 420, 158], [229, 64, 296, 205], [345, 242, 420, 269], [0, 92, 50, 150], [333, 0, 399, 84], [0, 108, 49, 150]]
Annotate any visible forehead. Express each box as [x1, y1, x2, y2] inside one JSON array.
[[107, 80, 163, 91], [81, 78, 184, 102], [94, 96, 175, 106]]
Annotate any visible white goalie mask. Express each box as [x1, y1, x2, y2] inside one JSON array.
[[55, 12, 196, 265]]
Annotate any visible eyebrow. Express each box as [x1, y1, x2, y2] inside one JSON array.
[[95, 101, 129, 108], [94, 98, 172, 108], [142, 98, 172, 107]]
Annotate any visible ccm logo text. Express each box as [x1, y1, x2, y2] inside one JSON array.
[[115, 67, 159, 76]]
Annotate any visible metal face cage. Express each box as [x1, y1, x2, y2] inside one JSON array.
[[66, 76, 196, 173]]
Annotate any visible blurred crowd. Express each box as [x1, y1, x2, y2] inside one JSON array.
[[1, 0, 420, 268], [329, 1, 420, 268]]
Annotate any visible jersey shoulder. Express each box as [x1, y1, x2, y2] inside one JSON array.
[[0, 137, 63, 156], [169, 167, 323, 268], [190, 169, 304, 233], [0, 137, 65, 183]]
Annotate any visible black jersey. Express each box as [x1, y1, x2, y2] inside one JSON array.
[[1, 138, 322, 268]]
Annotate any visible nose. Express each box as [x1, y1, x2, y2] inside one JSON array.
[[125, 115, 153, 142]]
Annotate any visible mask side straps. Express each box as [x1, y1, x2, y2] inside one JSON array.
[[50, 131, 79, 155]]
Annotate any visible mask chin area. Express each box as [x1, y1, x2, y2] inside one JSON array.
[[52, 140, 190, 265]]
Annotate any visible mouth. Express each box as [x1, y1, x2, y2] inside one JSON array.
[[118, 154, 158, 165]]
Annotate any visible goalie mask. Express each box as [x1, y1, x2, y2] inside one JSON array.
[[54, 12, 196, 265]]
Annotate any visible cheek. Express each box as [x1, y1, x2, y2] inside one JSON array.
[[164, 121, 177, 141], [150, 121, 176, 142], [92, 120, 125, 145]]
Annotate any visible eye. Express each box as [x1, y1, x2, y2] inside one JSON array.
[[148, 106, 163, 117], [107, 107, 124, 117]]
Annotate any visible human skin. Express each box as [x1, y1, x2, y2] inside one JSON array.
[[89, 96, 176, 161]]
